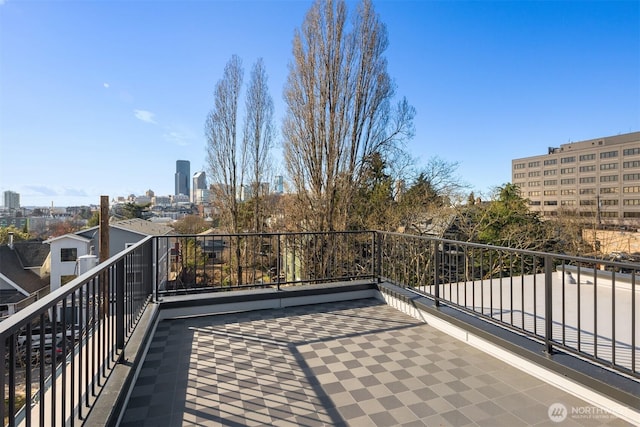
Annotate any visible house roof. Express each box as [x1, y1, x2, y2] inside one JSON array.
[[0, 246, 49, 296], [78, 218, 174, 238], [111, 218, 174, 236], [414, 212, 458, 238], [13, 241, 50, 268], [44, 234, 91, 244], [0, 289, 27, 305]]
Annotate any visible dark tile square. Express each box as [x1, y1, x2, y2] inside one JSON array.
[[370, 411, 399, 426], [441, 409, 472, 426], [350, 388, 374, 402], [379, 395, 403, 410]]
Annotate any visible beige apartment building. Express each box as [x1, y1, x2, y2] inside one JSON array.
[[512, 131, 640, 225]]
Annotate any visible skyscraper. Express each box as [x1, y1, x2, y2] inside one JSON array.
[[274, 175, 284, 194], [3, 190, 20, 211], [192, 171, 207, 204], [175, 160, 190, 197]]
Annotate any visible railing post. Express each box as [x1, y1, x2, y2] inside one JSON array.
[[544, 254, 553, 354], [153, 237, 159, 303], [276, 234, 281, 291], [433, 240, 440, 307], [116, 258, 125, 357], [375, 232, 381, 283]]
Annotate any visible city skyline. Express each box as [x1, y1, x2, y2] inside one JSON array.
[[1, 0, 638, 206]]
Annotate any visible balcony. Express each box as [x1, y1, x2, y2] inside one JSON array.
[[2, 231, 639, 426]]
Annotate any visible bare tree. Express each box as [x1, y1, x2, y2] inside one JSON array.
[[243, 58, 275, 232], [283, 0, 414, 232], [206, 55, 245, 233]]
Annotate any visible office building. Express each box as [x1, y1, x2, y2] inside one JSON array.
[[512, 131, 640, 224], [175, 160, 190, 197], [192, 171, 207, 204], [274, 175, 284, 194], [3, 191, 20, 211]]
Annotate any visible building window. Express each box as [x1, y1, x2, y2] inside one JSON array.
[[544, 180, 557, 186], [600, 187, 618, 194], [600, 175, 618, 182], [600, 212, 618, 218], [529, 201, 541, 206], [544, 200, 558, 206], [623, 186, 640, 193], [600, 163, 618, 170], [600, 150, 618, 159], [623, 160, 640, 168], [580, 200, 595, 206], [543, 190, 557, 196], [560, 189, 575, 195], [514, 173, 525, 179], [624, 212, 640, 218], [579, 177, 595, 183], [543, 169, 557, 176], [623, 199, 640, 206], [623, 148, 640, 156], [528, 181, 541, 187], [514, 163, 525, 169], [60, 248, 78, 262], [560, 167, 574, 174], [561, 200, 575, 206], [528, 161, 540, 168], [579, 188, 595, 195], [623, 173, 640, 181], [560, 178, 575, 185], [528, 171, 541, 177], [528, 191, 541, 196], [580, 212, 595, 217], [601, 199, 618, 206], [579, 165, 595, 172], [561, 156, 576, 163], [544, 159, 557, 166], [579, 153, 595, 161]]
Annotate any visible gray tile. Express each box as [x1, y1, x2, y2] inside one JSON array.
[[119, 298, 629, 427]]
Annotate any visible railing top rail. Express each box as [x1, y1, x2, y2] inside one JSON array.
[[160, 230, 376, 239]]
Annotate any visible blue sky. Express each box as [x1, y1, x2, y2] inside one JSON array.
[[1, 0, 638, 207]]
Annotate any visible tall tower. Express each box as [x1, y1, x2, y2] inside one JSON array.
[[175, 160, 190, 197], [192, 171, 207, 204], [3, 190, 20, 211]]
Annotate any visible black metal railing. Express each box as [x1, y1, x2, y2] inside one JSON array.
[[377, 231, 639, 379], [1, 237, 153, 427], [1, 230, 638, 426], [154, 231, 376, 296]]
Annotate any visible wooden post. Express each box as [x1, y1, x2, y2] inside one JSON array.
[[99, 196, 109, 263], [100, 196, 110, 318]]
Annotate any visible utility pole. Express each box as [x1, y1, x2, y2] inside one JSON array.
[[100, 195, 110, 317]]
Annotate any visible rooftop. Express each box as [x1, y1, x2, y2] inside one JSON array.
[[2, 231, 638, 427], [118, 297, 631, 426]]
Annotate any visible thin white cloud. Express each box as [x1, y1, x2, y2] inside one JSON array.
[[103, 82, 110, 89], [24, 185, 58, 196], [134, 109, 157, 124], [163, 130, 190, 146]]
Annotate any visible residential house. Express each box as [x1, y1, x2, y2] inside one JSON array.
[[0, 238, 50, 317]]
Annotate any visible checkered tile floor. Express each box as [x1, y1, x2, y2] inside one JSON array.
[[120, 298, 631, 426]]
